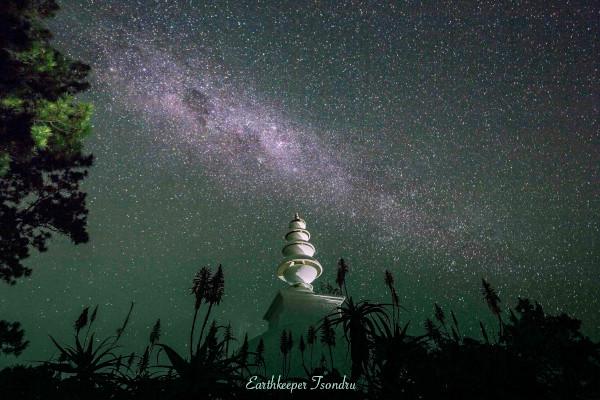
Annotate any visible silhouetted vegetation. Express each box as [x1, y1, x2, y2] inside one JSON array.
[[0, 0, 94, 285], [1, 0, 97, 364], [0, 260, 598, 400], [0, 320, 28, 356]]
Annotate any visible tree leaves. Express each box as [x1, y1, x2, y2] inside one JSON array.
[[0, 0, 93, 284]]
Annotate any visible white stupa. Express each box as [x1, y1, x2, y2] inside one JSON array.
[[275, 213, 323, 291], [262, 213, 344, 331], [248, 213, 347, 374]]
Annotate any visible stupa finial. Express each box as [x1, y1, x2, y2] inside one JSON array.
[[275, 214, 323, 291]]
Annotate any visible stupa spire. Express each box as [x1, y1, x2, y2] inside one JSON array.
[[275, 213, 323, 291]]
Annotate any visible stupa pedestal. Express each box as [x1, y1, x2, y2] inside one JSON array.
[[263, 285, 345, 332]]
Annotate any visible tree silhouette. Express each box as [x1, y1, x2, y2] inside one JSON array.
[[501, 298, 600, 396], [0, 320, 28, 356], [0, 0, 94, 284]]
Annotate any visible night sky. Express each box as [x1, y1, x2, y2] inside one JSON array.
[[1, 0, 598, 364]]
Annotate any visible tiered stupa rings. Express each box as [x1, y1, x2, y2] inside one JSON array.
[[276, 213, 323, 290]]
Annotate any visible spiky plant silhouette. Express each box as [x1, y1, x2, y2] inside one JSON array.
[[135, 318, 161, 378], [237, 333, 250, 375], [158, 322, 251, 395], [1, 257, 598, 400], [298, 334, 307, 374], [189, 266, 210, 357], [329, 297, 389, 379], [384, 269, 401, 326], [424, 318, 442, 347], [279, 329, 289, 376], [45, 302, 134, 387], [223, 322, 235, 358], [371, 320, 428, 396], [327, 267, 393, 380], [450, 309, 462, 343], [286, 330, 293, 376], [307, 325, 317, 371], [253, 337, 265, 376], [424, 303, 464, 347], [433, 303, 446, 333], [199, 264, 225, 342], [113, 318, 165, 398], [336, 258, 350, 298], [481, 278, 503, 338], [157, 264, 253, 396], [320, 316, 336, 371]]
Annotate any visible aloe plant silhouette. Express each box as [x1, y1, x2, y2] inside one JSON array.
[[307, 325, 317, 371], [279, 329, 289, 376], [157, 264, 252, 396], [384, 269, 401, 326], [0, 263, 597, 400], [320, 317, 336, 371], [46, 303, 134, 389], [482, 278, 503, 338], [253, 337, 265, 376], [189, 266, 211, 357], [336, 258, 350, 298]]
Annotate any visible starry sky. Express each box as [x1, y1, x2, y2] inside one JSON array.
[[1, 0, 599, 364]]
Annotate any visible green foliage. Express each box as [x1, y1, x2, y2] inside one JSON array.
[[13, 41, 57, 72], [0, 96, 24, 110], [30, 124, 52, 148], [0, 153, 9, 176], [33, 96, 93, 152], [0, 0, 93, 284]]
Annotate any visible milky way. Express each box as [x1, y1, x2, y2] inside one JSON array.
[[58, 8, 514, 272], [97, 39, 439, 236], [51, 0, 599, 293]]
